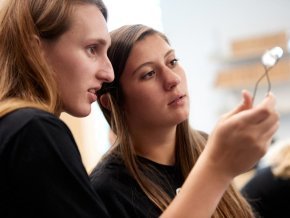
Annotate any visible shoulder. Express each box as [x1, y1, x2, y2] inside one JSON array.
[[90, 154, 134, 190], [5, 107, 70, 132], [90, 154, 127, 180], [1, 108, 64, 145], [1, 107, 55, 120], [0, 108, 78, 162], [242, 166, 290, 197], [90, 154, 161, 218], [1, 108, 63, 132], [242, 166, 290, 217]]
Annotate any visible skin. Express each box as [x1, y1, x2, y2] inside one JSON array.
[[41, 4, 114, 117], [120, 34, 189, 164]]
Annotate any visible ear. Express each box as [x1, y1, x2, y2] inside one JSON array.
[[31, 34, 46, 58], [100, 93, 111, 111], [31, 34, 42, 49]]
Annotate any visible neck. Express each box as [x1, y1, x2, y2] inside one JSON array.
[[131, 125, 177, 165]]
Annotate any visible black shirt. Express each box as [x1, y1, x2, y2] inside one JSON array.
[[241, 166, 290, 218], [0, 108, 109, 218], [90, 154, 184, 218]]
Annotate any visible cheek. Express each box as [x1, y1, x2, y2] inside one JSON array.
[[120, 78, 162, 115], [62, 55, 83, 74], [54, 48, 85, 72], [124, 92, 158, 118], [55, 60, 90, 104], [122, 86, 148, 111], [59, 57, 90, 85]]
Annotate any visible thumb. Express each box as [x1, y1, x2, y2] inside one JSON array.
[[223, 90, 252, 119]]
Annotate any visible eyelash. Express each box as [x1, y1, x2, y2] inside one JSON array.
[[142, 71, 155, 80], [169, 58, 179, 66], [141, 58, 179, 80], [87, 45, 98, 56]]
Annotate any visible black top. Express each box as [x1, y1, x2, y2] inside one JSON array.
[[0, 108, 109, 218], [90, 154, 184, 218], [241, 166, 290, 218]]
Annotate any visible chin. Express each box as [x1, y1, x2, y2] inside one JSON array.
[[176, 112, 189, 124], [168, 114, 187, 126], [177, 117, 188, 125], [78, 109, 91, 118], [65, 106, 91, 118]]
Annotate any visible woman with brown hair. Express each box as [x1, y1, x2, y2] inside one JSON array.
[[90, 24, 279, 218], [0, 0, 114, 217]]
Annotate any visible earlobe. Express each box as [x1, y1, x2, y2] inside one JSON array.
[[100, 93, 111, 111]]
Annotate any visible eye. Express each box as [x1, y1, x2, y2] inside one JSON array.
[[142, 71, 156, 80], [169, 58, 179, 67], [87, 45, 98, 56]]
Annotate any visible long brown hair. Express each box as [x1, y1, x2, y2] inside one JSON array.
[[98, 24, 254, 217], [0, 0, 107, 117]]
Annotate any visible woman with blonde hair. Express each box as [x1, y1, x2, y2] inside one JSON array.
[[0, 0, 114, 217], [90, 24, 279, 218]]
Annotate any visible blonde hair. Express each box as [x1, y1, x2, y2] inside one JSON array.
[[97, 24, 254, 217], [0, 0, 107, 117], [270, 141, 290, 178]]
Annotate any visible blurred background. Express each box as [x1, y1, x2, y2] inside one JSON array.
[[61, 0, 290, 173]]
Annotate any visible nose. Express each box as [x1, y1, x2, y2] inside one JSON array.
[[97, 56, 114, 83], [163, 68, 181, 91]]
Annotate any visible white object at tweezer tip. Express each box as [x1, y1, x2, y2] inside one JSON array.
[[261, 46, 283, 68]]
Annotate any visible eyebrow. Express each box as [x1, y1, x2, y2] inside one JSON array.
[[132, 49, 175, 75], [87, 37, 111, 47], [98, 38, 111, 47]]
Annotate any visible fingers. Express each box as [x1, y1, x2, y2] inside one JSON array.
[[222, 90, 253, 119], [248, 116, 279, 157], [256, 112, 280, 141], [238, 92, 279, 147], [241, 90, 252, 108], [256, 92, 276, 110], [264, 121, 280, 141], [238, 92, 277, 124], [207, 91, 279, 178]]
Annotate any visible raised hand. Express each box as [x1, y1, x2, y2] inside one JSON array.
[[204, 90, 279, 179]]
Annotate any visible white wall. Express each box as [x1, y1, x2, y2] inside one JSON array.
[[104, 0, 163, 31]]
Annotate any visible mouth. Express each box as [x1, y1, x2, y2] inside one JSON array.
[[168, 94, 186, 105], [88, 88, 98, 95], [88, 88, 100, 101]]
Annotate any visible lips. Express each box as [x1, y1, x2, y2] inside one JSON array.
[[88, 86, 101, 95], [168, 94, 186, 105], [88, 88, 98, 95], [88, 88, 100, 102]]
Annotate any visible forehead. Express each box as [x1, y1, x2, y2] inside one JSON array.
[[124, 34, 172, 69], [131, 34, 170, 60], [133, 34, 170, 54], [68, 4, 110, 42]]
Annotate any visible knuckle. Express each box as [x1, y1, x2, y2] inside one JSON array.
[[259, 107, 271, 117]]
